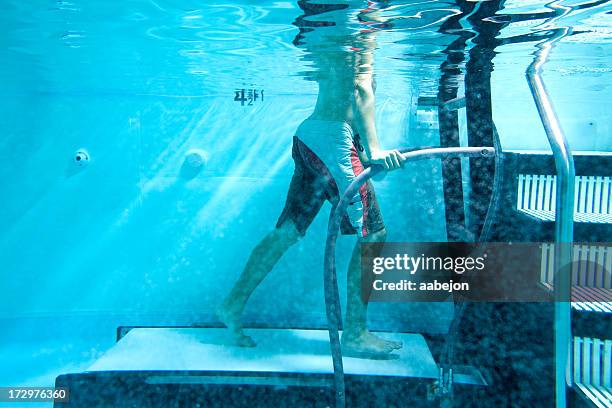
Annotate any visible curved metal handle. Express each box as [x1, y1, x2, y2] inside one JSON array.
[[323, 146, 495, 408]]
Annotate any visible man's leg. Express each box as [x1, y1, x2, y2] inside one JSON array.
[[342, 228, 403, 354], [217, 221, 301, 346]]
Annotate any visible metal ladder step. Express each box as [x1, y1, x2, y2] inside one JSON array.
[[517, 175, 612, 224], [540, 244, 611, 313], [573, 337, 612, 407]]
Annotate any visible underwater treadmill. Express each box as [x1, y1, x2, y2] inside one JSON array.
[[54, 327, 485, 407]]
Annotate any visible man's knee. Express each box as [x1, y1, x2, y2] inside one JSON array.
[[362, 227, 387, 243], [274, 222, 302, 247]]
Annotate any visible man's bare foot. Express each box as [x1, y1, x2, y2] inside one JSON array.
[[341, 330, 403, 357], [216, 303, 256, 347]]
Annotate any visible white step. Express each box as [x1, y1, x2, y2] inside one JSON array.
[[540, 244, 612, 313], [574, 337, 612, 407], [517, 175, 611, 224]]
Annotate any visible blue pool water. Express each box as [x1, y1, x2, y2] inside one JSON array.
[[0, 0, 610, 407]]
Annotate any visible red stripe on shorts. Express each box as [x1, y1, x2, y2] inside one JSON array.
[[350, 146, 368, 236]]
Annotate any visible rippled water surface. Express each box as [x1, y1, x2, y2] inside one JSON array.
[[1, 0, 610, 97]]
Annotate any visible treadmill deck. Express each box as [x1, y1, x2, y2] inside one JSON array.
[[87, 328, 439, 379]]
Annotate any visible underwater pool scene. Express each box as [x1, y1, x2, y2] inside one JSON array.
[[0, 0, 611, 407]]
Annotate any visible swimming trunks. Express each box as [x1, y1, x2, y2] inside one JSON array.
[[276, 118, 385, 238]]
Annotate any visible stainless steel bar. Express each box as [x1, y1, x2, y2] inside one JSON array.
[[526, 24, 575, 408]]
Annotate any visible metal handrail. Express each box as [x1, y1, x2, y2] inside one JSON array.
[[323, 146, 495, 408], [526, 23, 575, 408]]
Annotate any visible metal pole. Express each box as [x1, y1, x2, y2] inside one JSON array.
[[526, 25, 575, 408], [323, 146, 495, 408]]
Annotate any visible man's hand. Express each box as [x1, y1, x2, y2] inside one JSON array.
[[369, 149, 405, 170]]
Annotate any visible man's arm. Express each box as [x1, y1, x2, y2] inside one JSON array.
[[351, 31, 404, 170]]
